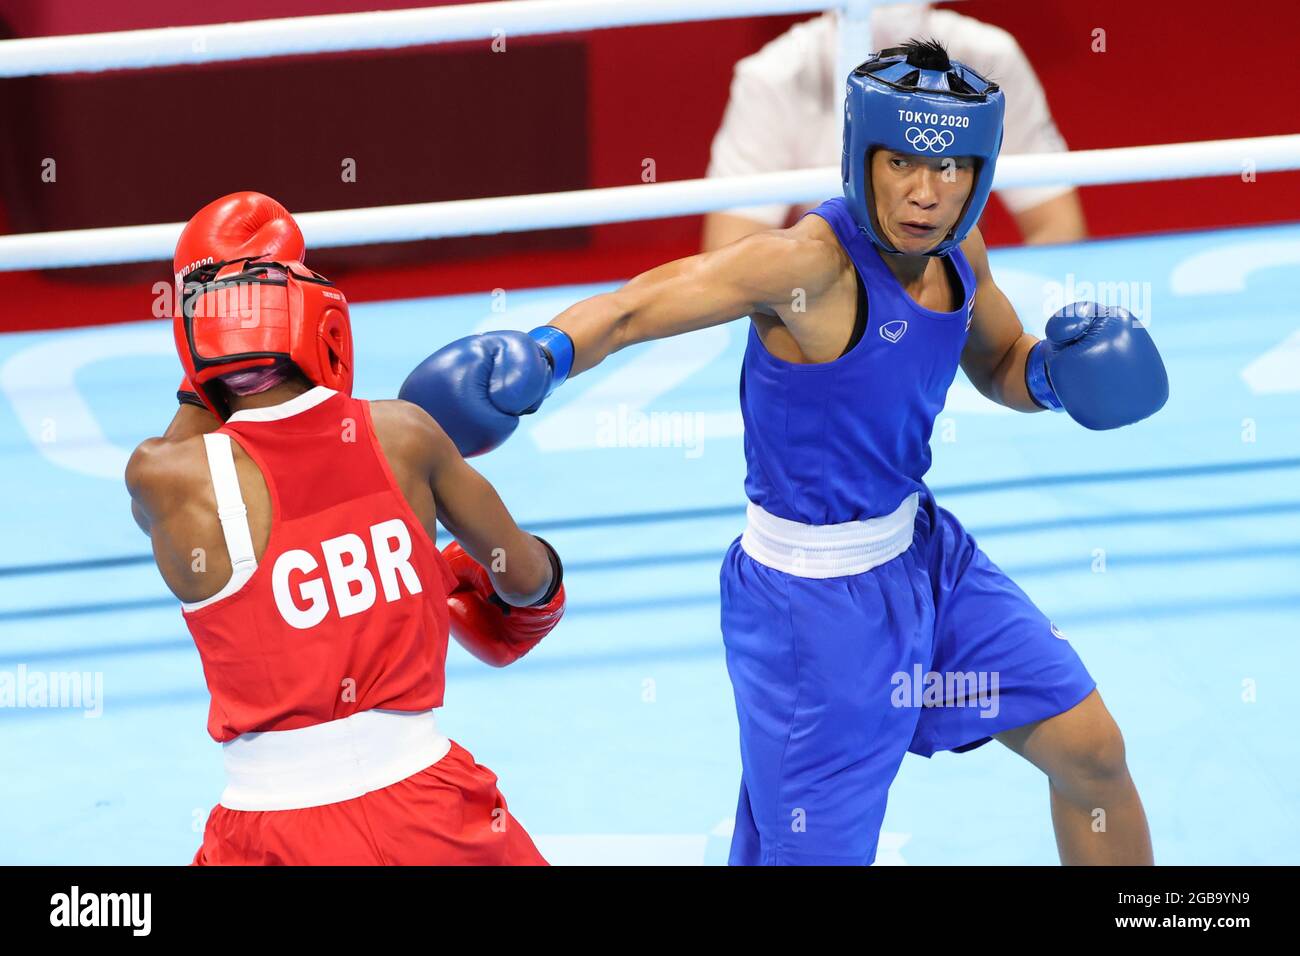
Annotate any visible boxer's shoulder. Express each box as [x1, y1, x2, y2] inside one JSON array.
[[368, 398, 458, 472], [740, 218, 850, 297], [369, 398, 447, 445], [778, 213, 844, 260], [126, 432, 211, 503]]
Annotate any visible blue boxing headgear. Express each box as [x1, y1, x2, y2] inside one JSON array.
[[842, 45, 1005, 257]]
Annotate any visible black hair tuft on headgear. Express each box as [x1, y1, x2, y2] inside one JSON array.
[[900, 37, 951, 72]]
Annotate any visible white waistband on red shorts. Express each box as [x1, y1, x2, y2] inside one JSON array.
[[219, 709, 452, 811], [739, 492, 919, 579]]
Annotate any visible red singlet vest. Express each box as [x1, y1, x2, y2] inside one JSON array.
[[181, 388, 456, 742]]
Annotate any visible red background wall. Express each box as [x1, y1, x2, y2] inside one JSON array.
[[1, 0, 1297, 332]]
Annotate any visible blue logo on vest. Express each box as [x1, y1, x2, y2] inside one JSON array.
[[880, 319, 908, 344]]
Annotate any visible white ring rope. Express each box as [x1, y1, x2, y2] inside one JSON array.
[[0, 1, 1293, 272], [0, 0, 851, 78], [0, 135, 1295, 272]]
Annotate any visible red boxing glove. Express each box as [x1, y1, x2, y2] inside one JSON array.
[[442, 539, 565, 667], [173, 191, 306, 293]]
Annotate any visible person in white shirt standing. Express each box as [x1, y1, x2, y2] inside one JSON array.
[[703, 5, 1086, 250]]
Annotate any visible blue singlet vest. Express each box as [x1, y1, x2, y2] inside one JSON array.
[[739, 197, 976, 524]]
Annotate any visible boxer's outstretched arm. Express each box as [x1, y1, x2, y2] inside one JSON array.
[[550, 226, 842, 376], [398, 223, 843, 457]]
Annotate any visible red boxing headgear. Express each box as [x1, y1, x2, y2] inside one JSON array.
[[174, 258, 353, 418]]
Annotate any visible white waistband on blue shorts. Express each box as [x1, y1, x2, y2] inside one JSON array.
[[740, 491, 919, 579], [219, 708, 452, 811]]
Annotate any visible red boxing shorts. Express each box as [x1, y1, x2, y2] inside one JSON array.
[[192, 740, 547, 866]]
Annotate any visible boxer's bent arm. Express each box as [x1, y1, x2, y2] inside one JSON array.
[[402, 403, 552, 606], [125, 437, 176, 535], [127, 404, 223, 536], [549, 227, 841, 376], [959, 228, 1044, 414], [125, 452, 154, 534]]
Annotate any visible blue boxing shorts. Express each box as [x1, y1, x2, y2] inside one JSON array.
[[719, 486, 1095, 866]]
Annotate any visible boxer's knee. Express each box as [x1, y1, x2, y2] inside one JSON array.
[[1047, 717, 1131, 804]]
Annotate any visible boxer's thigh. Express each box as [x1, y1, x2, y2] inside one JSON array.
[[909, 501, 1096, 758], [366, 741, 548, 865], [196, 799, 387, 865], [721, 538, 935, 864]]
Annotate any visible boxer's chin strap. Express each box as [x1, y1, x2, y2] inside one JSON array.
[[178, 388, 208, 410]]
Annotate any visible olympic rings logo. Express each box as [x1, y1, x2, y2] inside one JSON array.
[[904, 127, 955, 153]]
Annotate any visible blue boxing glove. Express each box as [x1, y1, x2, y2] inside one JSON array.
[[1024, 302, 1168, 430], [399, 326, 574, 457]]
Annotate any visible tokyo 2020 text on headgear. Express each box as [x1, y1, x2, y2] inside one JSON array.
[[174, 258, 354, 418], [842, 42, 1005, 257]]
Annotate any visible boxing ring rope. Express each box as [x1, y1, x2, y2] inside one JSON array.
[[0, 0, 850, 77], [1, 135, 1296, 272], [0, 0, 1297, 272]]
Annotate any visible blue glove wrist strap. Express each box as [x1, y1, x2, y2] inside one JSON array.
[[528, 326, 575, 399], [1025, 340, 1065, 412]]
